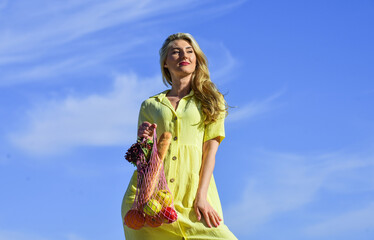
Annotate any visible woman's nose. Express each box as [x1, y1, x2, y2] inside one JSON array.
[[180, 50, 187, 58]]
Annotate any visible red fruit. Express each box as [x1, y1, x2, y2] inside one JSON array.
[[124, 210, 145, 230], [145, 214, 163, 228], [161, 207, 177, 223]]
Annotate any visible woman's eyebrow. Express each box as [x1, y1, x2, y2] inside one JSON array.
[[171, 46, 193, 50]]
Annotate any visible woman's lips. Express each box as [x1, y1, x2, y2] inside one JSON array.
[[179, 62, 190, 66]]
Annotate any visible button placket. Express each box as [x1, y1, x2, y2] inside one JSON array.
[[170, 110, 180, 185]]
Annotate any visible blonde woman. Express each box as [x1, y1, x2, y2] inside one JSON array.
[[121, 33, 237, 240]]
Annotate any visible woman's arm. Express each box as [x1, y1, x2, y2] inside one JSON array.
[[194, 137, 222, 228]]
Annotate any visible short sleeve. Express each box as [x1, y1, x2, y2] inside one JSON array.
[[203, 114, 225, 144], [137, 100, 153, 128]]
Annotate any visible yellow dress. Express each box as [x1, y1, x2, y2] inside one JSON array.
[[121, 89, 237, 240]]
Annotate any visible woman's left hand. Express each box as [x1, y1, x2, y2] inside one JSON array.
[[193, 195, 222, 228]]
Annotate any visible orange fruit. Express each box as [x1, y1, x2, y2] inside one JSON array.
[[124, 210, 145, 230], [145, 214, 163, 228]]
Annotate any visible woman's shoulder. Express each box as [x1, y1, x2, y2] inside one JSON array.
[[146, 89, 169, 101], [141, 89, 170, 106]]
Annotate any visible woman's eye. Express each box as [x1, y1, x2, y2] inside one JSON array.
[[172, 51, 179, 54]]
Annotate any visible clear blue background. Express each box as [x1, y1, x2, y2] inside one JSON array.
[[1, 0, 373, 239]]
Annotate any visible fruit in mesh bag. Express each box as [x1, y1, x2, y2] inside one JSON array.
[[156, 190, 173, 207], [145, 214, 163, 228], [143, 199, 162, 216], [124, 210, 145, 230], [161, 206, 178, 223]]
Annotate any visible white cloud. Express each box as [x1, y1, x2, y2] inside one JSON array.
[[0, 230, 48, 240], [305, 202, 374, 237], [9, 73, 280, 156], [0, 0, 197, 57], [66, 233, 87, 240], [226, 87, 286, 122], [0, 0, 246, 86], [208, 42, 238, 84], [9, 73, 165, 155], [224, 148, 374, 236], [0, 37, 144, 85], [0, 230, 88, 240], [195, 0, 247, 18], [0, 0, 197, 86]]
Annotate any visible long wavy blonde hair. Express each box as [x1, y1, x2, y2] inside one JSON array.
[[159, 33, 227, 125]]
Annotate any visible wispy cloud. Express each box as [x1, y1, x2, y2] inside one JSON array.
[[0, 230, 48, 240], [9, 73, 165, 156], [226, 87, 286, 122], [0, 37, 144, 85], [206, 42, 238, 84], [0, 0, 168, 86], [66, 233, 87, 240], [0, 0, 244, 86], [0, 230, 88, 240], [191, 0, 247, 20], [305, 202, 374, 237], [0, 0, 197, 57], [224, 148, 374, 236]]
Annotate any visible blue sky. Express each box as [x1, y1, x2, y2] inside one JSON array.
[[1, 0, 373, 239]]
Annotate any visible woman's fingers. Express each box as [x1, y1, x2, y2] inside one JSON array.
[[209, 212, 218, 227], [213, 211, 221, 227], [202, 210, 212, 228], [137, 122, 149, 138], [141, 121, 151, 128], [212, 209, 221, 223], [138, 122, 157, 139], [194, 198, 221, 228], [194, 205, 201, 221], [150, 123, 157, 130]]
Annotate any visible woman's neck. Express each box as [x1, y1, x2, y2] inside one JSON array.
[[168, 75, 192, 98]]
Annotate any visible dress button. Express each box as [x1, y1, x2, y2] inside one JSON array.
[[173, 136, 178, 141], [170, 178, 175, 183], [172, 156, 177, 160]]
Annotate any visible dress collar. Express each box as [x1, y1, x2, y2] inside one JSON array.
[[152, 89, 195, 101]]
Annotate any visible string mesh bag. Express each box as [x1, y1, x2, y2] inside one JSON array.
[[124, 129, 178, 230]]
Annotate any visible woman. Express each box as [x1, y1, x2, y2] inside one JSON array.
[[121, 33, 237, 240]]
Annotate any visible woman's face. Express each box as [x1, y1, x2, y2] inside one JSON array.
[[164, 39, 197, 80]]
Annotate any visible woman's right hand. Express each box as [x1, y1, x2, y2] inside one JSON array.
[[137, 122, 157, 140]]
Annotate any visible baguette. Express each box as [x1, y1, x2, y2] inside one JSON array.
[[142, 132, 172, 203]]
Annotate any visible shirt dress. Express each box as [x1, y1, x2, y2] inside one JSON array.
[[121, 89, 237, 240]]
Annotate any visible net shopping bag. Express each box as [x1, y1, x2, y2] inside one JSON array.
[[124, 129, 178, 229]]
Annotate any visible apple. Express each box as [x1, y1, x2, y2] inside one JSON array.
[[156, 190, 173, 207], [161, 207, 178, 223], [143, 199, 162, 216]]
